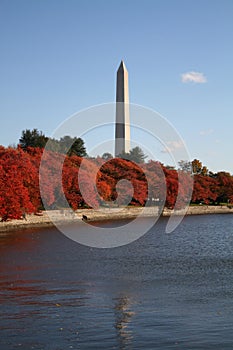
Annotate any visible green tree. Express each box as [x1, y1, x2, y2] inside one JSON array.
[[102, 152, 113, 160], [19, 129, 48, 150], [118, 146, 147, 164], [69, 137, 87, 157], [19, 130, 87, 157], [129, 146, 147, 163], [117, 150, 130, 160], [59, 136, 87, 157], [45, 138, 61, 153]]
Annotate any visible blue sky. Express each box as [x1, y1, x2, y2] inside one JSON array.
[[1, 0, 233, 173]]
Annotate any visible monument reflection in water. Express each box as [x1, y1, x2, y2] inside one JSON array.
[[1, 215, 233, 349]]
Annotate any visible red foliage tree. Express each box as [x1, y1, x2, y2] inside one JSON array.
[[215, 172, 233, 204], [96, 158, 148, 206], [192, 175, 218, 204], [0, 147, 38, 220], [62, 157, 99, 209], [163, 167, 179, 209], [1, 143, 233, 222]]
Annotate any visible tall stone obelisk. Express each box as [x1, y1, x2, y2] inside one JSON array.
[[115, 60, 130, 156]]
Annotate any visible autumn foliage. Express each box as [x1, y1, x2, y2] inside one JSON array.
[[0, 147, 40, 220], [0, 146, 233, 221]]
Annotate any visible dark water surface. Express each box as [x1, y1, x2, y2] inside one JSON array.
[[1, 214, 233, 349]]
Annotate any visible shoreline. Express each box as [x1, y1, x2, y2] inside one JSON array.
[[0, 205, 232, 233]]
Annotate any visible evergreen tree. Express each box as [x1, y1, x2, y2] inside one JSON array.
[[19, 129, 48, 150], [118, 146, 147, 164], [19, 130, 87, 157], [102, 152, 113, 160], [59, 136, 87, 157]]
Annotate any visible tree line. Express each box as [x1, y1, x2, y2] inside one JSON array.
[[0, 130, 233, 221], [18, 129, 147, 163], [19, 129, 87, 157]]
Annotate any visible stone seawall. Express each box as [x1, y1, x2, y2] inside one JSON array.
[[0, 206, 232, 233], [162, 205, 233, 216]]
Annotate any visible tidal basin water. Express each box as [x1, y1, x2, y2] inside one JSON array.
[[1, 214, 233, 349]]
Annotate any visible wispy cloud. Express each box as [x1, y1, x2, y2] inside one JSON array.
[[181, 71, 207, 83], [199, 128, 214, 136], [161, 140, 183, 153]]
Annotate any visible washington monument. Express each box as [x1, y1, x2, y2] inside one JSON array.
[[115, 61, 130, 156]]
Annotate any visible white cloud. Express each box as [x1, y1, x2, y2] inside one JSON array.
[[199, 128, 214, 136], [181, 71, 207, 83], [161, 140, 183, 153]]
